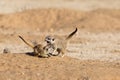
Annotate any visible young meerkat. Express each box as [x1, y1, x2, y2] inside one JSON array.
[[44, 28, 78, 57], [18, 36, 51, 58]]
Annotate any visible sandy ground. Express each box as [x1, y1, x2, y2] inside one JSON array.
[[0, 54, 120, 80], [0, 0, 120, 80]]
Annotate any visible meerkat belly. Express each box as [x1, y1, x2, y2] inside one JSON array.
[[44, 44, 55, 54], [56, 40, 67, 49], [47, 46, 55, 54]]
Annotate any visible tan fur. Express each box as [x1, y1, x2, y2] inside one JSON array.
[[44, 28, 78, 57], [19, 35, 50, 58]]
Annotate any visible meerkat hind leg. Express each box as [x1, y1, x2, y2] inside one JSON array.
[[56, 48, 65, 57], [38, 53, 50, 58], [61, 50, 65, 57]]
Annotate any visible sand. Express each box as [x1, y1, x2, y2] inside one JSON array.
[[0, 54, 120, 80], [0, 0, 120, 80]]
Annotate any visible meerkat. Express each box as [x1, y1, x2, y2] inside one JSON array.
[[18, 35, 51, 58], [44, 28, 78, 57], [43, 39, 56, 56]]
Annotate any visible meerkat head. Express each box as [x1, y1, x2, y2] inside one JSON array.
[[45, 36, 55, 44]]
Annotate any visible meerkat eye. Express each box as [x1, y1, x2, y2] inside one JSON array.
[[52, 39, 54, 41], [47, 38, 50, 40]]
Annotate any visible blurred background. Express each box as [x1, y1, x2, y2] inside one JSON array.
[[0, 0, 120, 13]]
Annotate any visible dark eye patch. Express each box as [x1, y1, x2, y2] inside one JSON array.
[[48, 38, 50, 40]]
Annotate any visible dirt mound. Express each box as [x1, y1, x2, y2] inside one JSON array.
[[0, 9, 84, 32], [77, 9, 120, 32], [0, 9, 120, 32]]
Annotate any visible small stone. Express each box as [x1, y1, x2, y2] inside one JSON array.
[[3, 48, 10, 53]]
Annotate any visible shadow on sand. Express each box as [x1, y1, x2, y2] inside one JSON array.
[[25, 52, 50, 58], [25, 52, 35, 56]]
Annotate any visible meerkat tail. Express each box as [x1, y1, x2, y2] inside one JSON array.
[[18, 35, 34, 48], [66, 27, 78, 40]]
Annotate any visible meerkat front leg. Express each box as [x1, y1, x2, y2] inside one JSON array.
[[56, 48, 65, 57], [61, 50, 66, 57]]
